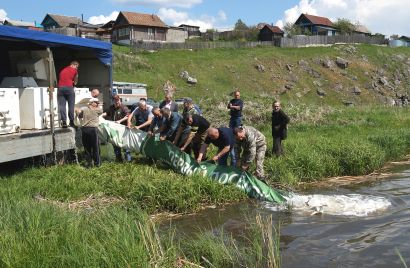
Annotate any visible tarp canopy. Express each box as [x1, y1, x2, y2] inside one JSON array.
[[0, 25, 112, 65]]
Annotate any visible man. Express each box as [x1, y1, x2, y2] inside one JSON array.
[[234, 126, 267, 179], [271, 101, 290, 156], [197, 127, 236, 166], [148, 107, 164, 136], [102, 94, 132, 162], [75, 98, 102, 167], [227, 90, 243, 129], [91, 88, 100, 98], [181, 114, 210, 159], [173, 98, 199, 150], [159, 93, 178, 112], [127, 100, 153, 132], [159, 108, 182, 141], [58, 61, 79, 128]]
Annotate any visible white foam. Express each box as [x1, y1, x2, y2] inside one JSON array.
[[265, 193, 392, 217]]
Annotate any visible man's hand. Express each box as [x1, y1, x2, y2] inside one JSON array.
[[147, 131, 153, 136], [241, 164, 249, 171], [180, 146, 185, 151], [159, 136, 166, 141], [212, 155, 219, 162]]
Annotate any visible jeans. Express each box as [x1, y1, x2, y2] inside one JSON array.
[[218, 146, 236, 166], [113, 146, 132, 162], [58, 87, 75, 123], [229, 117, 242, 129]]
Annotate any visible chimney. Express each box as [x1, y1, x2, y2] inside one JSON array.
[[81, 14, 84, 23]]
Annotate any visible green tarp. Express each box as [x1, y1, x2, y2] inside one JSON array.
[[98, 119, 286, 203]]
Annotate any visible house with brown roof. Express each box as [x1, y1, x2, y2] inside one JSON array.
[[294, 14, 337, 36], [112, 11, 168, 44], [259, 25, 284, 41], [41, 14, 100, 39]]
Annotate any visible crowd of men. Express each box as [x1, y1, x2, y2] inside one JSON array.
[[57, 61, 290, 177], [100, 90, 289, 179]]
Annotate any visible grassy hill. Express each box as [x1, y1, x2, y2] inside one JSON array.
[[113, 44, 410, 126]]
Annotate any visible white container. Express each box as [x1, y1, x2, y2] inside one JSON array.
[[0, 88, 21, 135], [74, 87, 91, 104], [19, 87, 59, 129]]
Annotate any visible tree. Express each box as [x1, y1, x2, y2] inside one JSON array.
[[333, 18, 355, 35], [234, 19, 249, 31], [284, 22, 302, 37]]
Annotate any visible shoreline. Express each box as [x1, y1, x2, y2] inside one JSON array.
[[296, 155, 410, 190]]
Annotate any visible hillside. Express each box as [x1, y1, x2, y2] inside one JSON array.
[[113, 44, 410, 126]]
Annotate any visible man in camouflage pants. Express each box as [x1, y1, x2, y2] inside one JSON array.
[[234, 126, 267, 179]]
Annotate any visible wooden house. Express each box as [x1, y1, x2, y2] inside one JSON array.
[[179, 24, 201, 39], [294, 14, 337, 36], [259, 25, 284, 41], [112, 11, 167, 44], [3, 19, 44, 31], [354, 24, 371, 36], [41, 14, 100, 38]]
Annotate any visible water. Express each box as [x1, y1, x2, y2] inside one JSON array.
[[162, 165, 410, 267]]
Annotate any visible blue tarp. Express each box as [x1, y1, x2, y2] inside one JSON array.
[[0, 25, 112, 66]]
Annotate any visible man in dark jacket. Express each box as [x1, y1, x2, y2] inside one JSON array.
[[227, 90, 243, 129], [271, 101, 290, 156], [159, 108, 182, 141], [197, 127, 236, 166]]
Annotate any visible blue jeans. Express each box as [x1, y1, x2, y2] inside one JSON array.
[[217, 147, 236, 166], [113, 146, 132, 162], [58, 87, 75, 123], [229, 117, 242, 129]]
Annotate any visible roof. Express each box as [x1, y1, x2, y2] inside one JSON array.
[[4, 19, 35, 27], [297, 14, 333, 27], [256, 23, 269, 30], [179, 24, 200, 29], [119, 12, 167, 28], [42, 14, 81, 27], [262, 25, 284, 34], [354, 24, 370, 34], [0, 25, 112, 65], [400, 36, 410, 42]]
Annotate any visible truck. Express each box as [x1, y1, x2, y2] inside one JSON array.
[[0, 25, 112, 164]]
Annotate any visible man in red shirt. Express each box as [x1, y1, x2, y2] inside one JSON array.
[[58, 61, 79, 128]]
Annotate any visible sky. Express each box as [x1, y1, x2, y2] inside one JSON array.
[[0, 0, 409, 36]]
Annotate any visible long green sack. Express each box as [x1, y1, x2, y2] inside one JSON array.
[[98, 120, 287, 203]]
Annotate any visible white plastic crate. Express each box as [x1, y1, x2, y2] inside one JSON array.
[[19, 87, 59, 129], [0, 88, 21, 135]]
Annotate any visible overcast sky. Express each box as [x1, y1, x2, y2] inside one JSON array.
[[1, 0, 409, 36]]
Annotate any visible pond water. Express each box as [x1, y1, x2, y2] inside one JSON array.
[[162, 164, 410, 267]]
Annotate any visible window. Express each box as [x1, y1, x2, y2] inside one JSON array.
[[118, 28, 130, 37], [148, 28, 154, 39]]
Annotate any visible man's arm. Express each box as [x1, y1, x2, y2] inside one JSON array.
[[136, 117, 152, 129], [197, 143, 209, 163], [212, 145, 231, 162]]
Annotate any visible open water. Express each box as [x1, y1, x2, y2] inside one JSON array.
[[162, 164, 410, 267]]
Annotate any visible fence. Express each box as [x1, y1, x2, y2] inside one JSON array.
[[130, 40, 277, 50], [279, 34, 387, 48], [128, 34, 387, 50]]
